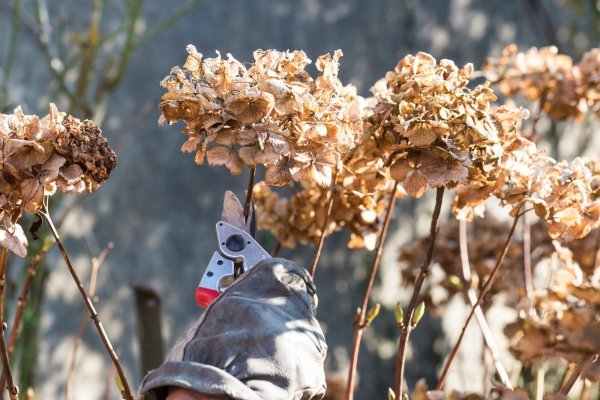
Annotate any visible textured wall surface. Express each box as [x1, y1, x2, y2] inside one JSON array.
[[0, 0, 582, 398]]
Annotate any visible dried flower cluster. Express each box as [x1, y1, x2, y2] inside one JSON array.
[[399, 217, 600, 381], [504, 242, 599, 380], [409, 378, 530, 400], [497, 144, 599, 242], [0, 104, 116, 257], [159, 45, 362, 187], [398, 218, 554, 311], [366, 52, 502, 198], [454, 114, 599, 242], [253, 143, 401, 250], [482, 45, 600, 120], [253, 51, 509, 249]]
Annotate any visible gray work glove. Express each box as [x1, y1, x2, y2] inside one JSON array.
[[139, 258, 327, 400]]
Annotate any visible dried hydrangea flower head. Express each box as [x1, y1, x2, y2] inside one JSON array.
[[0, 104, 116, 257], [452, 107, 599, 242], [367, 52, 502, 197], [159, 45, 362, 187], [398, 217, 554, 311], [578, 48, 600, 116], [482, 44, 600, 120], [490, 140, 600, 242], [504, 242, 599, 377], [252, 143, 403, 250]]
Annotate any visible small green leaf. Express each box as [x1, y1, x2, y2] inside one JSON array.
[[394, 302, 404, 326], [448, 275, 463, 289], [41, 234, 55, 252], [412, 301, 425, 325], [366, 303, 380, 325], [115, 375, 124, 392], [388, 387, 396, 400]]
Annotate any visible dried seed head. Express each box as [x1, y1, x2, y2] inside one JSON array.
[[0, 104, 116, 258]]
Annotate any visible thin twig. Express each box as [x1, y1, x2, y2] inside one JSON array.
[[593, 229, 600, 271], [38, 205, 133, 400], [522, 0, 558, 45], [553, 358, 588, 397], [134, 0, 204, 46], [578, 379, 588, 400], [309, 170, 338, 277], [436, 210, 522, 390], [74, 0, 104, 117], [32, 0, 77, 105], [6, 240, 51, 358], [345, 183, 399, 400], [4, 194, 82, 366], [0, 238, 52, 392], [535, 365, 545, 400], [99, 0, 144, 92], [0, 0, 23, 112], [0, 249, 18, 399], [271, 241, 281, 257], [530, 92, 546, 140], [243, 167, 256, 223], [523, 212, 534, 305], [394, 187, 445, 399], [458, 220, 513, 389], [66, 243, 113, 400]]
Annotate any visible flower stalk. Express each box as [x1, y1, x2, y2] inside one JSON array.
[[393, 187, 444, 399], [0, 248, 18, 399], [309, 169, 338, 277], [345, 183, 399, 400], [436, 209, 522, 390], [243, 166, 256, 223], [38, 204, 133, 400]]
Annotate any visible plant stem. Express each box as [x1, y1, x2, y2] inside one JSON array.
[[523, 212, 534, 305], [394, 187, 444, 399], [271, 241, 281, 257], [7, 242, 50, 357], [243, 166, 256, 224], [100, 0, 144, 92], [458, 220, 513, 389], [554, 358, 590, 398], [39, 207, 133, 400], [436, 211, 521, 390], [0, 249, 18, 399], [0, 239, 51, 396], [345, 183, 399, 400], [593, 229, 600, 270], [309, 170, 338, 277], [66, 243, 112, 400]]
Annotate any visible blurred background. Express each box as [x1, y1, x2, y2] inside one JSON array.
[[0, 0, 598, 398]]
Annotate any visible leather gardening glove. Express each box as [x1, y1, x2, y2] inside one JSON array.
[[139, 258, 327, 400]]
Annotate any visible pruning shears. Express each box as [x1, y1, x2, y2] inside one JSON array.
[[195, 191, 271, 308]]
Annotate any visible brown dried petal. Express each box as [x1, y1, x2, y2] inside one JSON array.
[[6, 139, 49, 169], [227, 91, 275, 125], [21, 178, 44, 212], [403, 169, 428, 198], [206, 146, 244, 175], [265, 162, 292, 186], [40, 154, 67, 184], [60, 164, 85, 184]]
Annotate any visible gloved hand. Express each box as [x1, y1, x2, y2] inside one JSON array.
[[139, 258, 327, 400]]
